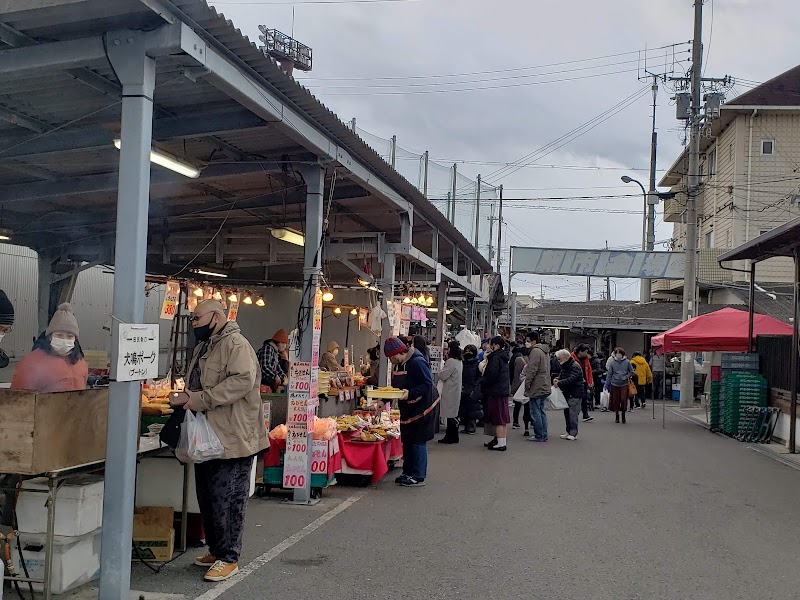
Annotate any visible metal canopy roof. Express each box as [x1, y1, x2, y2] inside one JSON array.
[[717, 217, 800, 263], [0, 0, 495, 298]]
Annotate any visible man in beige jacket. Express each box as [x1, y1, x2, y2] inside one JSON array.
[[173, 300, 268, 582]]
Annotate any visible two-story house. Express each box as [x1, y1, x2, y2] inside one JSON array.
[[653, 64, 800, 303]]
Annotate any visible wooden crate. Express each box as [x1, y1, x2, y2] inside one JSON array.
[[0, 389, 109, 475]]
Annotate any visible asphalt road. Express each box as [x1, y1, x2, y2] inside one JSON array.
[[74, 404, 800, 600]]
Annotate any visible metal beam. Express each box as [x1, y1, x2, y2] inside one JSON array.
[[0, 162, 286, 202], [0, 36, 108, 76], [0, 105, 50, 132], [0, 107, 269, 160]]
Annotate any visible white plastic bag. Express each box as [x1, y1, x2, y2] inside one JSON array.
[[513, 383, 528, 402], [176, 410, 224, 463], [600, 390, 610, 409], [548, 385, 569, 410]]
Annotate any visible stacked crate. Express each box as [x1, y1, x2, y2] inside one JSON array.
[[722, 373, 768, 436], [709, 365, 722, 431], [718, 353, 759, 435]]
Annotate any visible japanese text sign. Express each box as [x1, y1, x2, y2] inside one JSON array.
[[160, 280, 181, 320], [115, 324, 159, 382]]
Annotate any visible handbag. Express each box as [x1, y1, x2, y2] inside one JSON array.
[[627, 378, 638, 398], [548, 385, 569, 410], [159, 405, 186, 449]]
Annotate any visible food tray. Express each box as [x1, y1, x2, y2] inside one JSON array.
[[366, 389, 405, 399]]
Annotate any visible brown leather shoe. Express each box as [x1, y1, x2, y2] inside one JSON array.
[[195, 553, 216, 567], [205, 560, 239, 582]]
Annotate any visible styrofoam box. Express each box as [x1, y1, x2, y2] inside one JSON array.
[[135, 458, 257, 513], [16, 528, 101, 595], [16, 476, 104, 537]]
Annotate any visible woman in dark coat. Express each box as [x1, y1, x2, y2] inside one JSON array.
[[481, 336, 511, 451], [459, 344, 483, 434]]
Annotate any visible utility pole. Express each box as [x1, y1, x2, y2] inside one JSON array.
[[680, 0, 703, 409], [487, 202, 495, 266], [642, 75, 659, 303], [422, 151, 429, 198], [450, 163, 457, 225], [605, 241, 611, 300], [390, 134, 397, 169], [475, 174, 481, 248], [496, 185, 503, 274], [586, 277, 591, 302]]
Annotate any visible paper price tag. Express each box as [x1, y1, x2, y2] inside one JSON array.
[[311, 439, 329, 474], [160, 280, 181, 320]]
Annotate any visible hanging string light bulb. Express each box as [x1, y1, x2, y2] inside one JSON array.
[[333, 306, 342, 315], [322, 288, 334, 302], [417, 292, 426, 304], [255, 296, 266, 307], [228, 291, 238, 303], [213, 290, 223, 301], [243, 292, 253, 305], [192, 285, 204, 298], [350, 307, 358, 315], [426, 294, 435, 306]]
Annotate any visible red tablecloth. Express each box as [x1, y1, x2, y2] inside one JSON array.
[[337, 433, 403, 484], [263, 437, 341, 479]]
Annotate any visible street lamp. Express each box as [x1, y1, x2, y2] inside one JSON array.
[[622, 175, 648, 303]]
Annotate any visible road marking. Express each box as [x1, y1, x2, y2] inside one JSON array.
[[193, 492, 364, 600]]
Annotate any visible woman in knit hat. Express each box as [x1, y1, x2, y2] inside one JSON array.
[[11, 303, 88, 392], [319, 340, 341, 372]]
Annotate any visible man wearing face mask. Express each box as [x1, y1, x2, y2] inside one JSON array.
[[256, 329, 289, 389], [172, 299, 267, 582], [319, 340, 342, 372], [11, 303, 88, 392]]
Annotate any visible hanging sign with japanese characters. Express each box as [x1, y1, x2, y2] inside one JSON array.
[[227, 297, 240, 321], [115, 324, 159, 382], [160, 280, 181, 320]]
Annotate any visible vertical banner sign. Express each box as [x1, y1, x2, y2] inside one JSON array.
[[227, 297, 240, 321], [160, 280, 181, 320], [309, 366, 319, 408], [284, 361, 312, 489], [312, 287, 323, 368], [400, 305, 412, 336], [358, 308, 368, 328], [429, 345, 443, 376], [311, 439, 329, 475]]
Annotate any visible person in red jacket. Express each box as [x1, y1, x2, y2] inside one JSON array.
[[11, 303, 88, 392], [572, 344, 594, 423]]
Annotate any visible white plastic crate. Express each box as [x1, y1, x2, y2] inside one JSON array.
[[16, 476, 104, 537], [16, 528, 101, 595]]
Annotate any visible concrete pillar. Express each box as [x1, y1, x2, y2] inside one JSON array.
[[100, 37, 155, 600], [378, 253, 396, 386], [434, 280, 448, 347], [294, 163, 325, 503]]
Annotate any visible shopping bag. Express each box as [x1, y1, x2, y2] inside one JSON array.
[[627, 378, 638, 398], [177, 410, 224, 463], [513, 383, 528, 402], [600, 390, 610, 409], [548, 385, 569, 410]]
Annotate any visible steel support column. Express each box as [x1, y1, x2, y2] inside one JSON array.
[[510, 292, 517, 341], [747, 262, 756, 353], [36, 254, 55, 334], [434, 281, 448, 348], [100, 41, 156, 600], [378, 254, 396, 387], [294, 163, 325, 504], [790, 248, 799, 453]]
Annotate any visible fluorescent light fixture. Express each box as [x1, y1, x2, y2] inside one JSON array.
[[0, 227, 12, 241], [256, 296, 266, 307], [426, 308, 453, 314], [194, 268, 228, 278], [357, 278, 371, 287], [113, 138, 200, 179], [271, 228, 305, 246]]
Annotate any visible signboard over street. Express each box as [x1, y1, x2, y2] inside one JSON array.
[[510, 247, 686, 280]]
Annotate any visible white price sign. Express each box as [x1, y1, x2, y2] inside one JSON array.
[[311, 439, 329, 475], [283, 429, 309, 489], [115, 324, 159, 382]]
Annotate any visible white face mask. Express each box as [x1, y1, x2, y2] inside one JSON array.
[[51, 338, 75, 356], [615, 352, 624, 360], [332, 348, 339, 357], [525, 342, 532, 349]]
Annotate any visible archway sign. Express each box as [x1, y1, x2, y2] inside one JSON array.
[[510, 247, 686, 279]]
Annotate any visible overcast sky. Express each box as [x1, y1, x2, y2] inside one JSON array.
[[210, 0, 799, 301]]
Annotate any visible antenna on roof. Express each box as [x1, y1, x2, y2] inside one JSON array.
[[258, 25, 313, 77]]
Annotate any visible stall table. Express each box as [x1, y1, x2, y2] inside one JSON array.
[[0, 437, 187, 600], [337, 432, 403, 484], [262, 437, 342, 498]]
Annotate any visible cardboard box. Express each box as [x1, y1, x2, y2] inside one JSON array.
[[132, 506, 175, 563], [0, 389, 109, 475]]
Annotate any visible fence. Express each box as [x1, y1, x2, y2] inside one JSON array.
[[352, 123, 500, 263], [757, 334, 797, 390]]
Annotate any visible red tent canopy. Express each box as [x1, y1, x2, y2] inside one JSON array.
[[651, 307, 793, 353]]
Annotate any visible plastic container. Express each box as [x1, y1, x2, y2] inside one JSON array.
[[16, 476, 104, 537], [16, 528, 101, 594]]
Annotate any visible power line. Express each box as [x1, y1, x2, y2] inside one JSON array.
[[301, 42, 690, 81]]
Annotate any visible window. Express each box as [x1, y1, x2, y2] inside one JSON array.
[[705, 230, 715, 248], [708, 148, 716, 178], [761, 139, 774, 155]]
